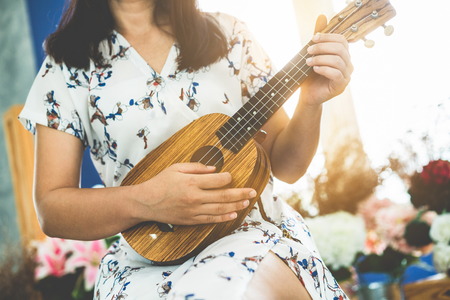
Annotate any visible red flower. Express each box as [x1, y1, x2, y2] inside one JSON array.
[[420, 160, 450, 185], [409, 159, 450, 214]]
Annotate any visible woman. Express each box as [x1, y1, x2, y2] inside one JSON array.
[[20, 0, 353, 298]]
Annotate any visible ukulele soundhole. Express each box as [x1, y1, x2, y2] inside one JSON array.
[[190, 146, 224, 172]]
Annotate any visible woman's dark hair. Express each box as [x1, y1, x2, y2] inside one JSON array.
[[45, 0, 228, 71]]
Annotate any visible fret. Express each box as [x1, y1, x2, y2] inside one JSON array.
[[299, 41, 313, 57], [217, 42, 314, 153], [301, 63, 311, 74], [280, 70, 296, 83]]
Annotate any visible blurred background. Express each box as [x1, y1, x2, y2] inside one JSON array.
[[1, 0, 449, 299]]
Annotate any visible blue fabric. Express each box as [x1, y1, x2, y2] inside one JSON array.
[[401, 253, 438, 285], [357, 253, 438, 286], [81, 147, 104, 188]]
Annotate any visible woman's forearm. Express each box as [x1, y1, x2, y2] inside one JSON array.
[[36, 184, 144, 240], [36, 162, 255, 241], [270, 99, 322, 184]]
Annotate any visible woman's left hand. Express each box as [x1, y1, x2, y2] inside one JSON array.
[[302, 32, 353, 106]]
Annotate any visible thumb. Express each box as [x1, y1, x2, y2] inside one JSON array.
[[173, 162, 216, 174], [314, 14, 328, 34]]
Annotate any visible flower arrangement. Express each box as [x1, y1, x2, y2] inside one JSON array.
[[32, 236, 117, 300], [0, 236, 114, 299], [406, 159, 450, 275], [372, 201, 419, 254], [306, 211, 366, 281], [380, 102, 450, 277], [355, 197, 421, 282]]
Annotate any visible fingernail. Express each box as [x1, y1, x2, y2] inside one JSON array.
[[229, 212, 237, 219], [313, 33, 320, 41], [243, 200, 250, 207], [206, 165, 216, 170], [249, 190, 257, 198], [306, 57, 312, 65], [307, 46, 314, 54]]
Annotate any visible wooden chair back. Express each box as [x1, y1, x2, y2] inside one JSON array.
[[403, 276, 450, 300], [3, 104, 45, 246]]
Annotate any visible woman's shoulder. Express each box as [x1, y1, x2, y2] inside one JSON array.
[[38, 55, 94, 92]]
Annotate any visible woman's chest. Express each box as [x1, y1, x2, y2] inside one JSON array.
[[86, 59, 244, 153]]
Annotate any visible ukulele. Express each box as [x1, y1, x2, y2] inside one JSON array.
[[121, 0, 396, 265]]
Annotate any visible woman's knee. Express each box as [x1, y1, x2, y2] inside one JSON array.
[[243, 251, 312, 300]]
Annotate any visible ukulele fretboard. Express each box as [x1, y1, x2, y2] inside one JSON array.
[[216, 41, 314, 153]]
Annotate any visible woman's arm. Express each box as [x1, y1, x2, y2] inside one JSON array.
[[259, 102, 321, 184], [260, 30, 353, 183], [35, 125, 255, 240], [34, 124, 144, 240]]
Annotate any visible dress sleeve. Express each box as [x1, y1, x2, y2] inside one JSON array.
[[232, 18, 275, 104], [19, 56, 89, 147]]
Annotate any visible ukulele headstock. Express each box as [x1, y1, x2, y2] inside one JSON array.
[[323, 0, 396, 46]]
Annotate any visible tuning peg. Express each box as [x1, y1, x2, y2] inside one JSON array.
[[354, 0, 363, 7], [383, 24, 394, 36], [362, 37, 375, 48]]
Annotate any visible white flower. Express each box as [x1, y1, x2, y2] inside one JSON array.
[[306, 211, 366, 270], [430, 213, 450, 244], [433, 243, 450, 273]]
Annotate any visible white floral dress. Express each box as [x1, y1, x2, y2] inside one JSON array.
[[20, 13, 347, 300]]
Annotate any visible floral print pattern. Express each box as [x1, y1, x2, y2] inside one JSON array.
[[20, 13, 346, 300]]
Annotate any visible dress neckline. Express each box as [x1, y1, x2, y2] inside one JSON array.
[[113, 30, 178, 78]]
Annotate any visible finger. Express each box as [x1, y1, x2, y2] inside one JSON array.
[[306, 54, 353, 80], [196, 199, 250, 216], [307, 41, 349, 58], [312, 33, 349, 49], [306, 54, 346, 73], [194, 172, 233, 189], [307, 42, 352, 68], [190, 212, 239, 224], [310, 65, 347, 83], [314, 14, 328, 34], [201, 187, 257, 203], [172, 162, 216, 174]]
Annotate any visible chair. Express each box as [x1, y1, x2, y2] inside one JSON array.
[[403, 275, 450, 300], [3, 104, 45, 246]]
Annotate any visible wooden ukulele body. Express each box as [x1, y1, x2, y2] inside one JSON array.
[[121, 113, 271, 264]]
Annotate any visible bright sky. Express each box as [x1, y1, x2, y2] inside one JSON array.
[[198, 0, 450, 200]]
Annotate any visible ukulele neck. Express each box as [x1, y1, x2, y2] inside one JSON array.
[[216, 41, 314, 153]]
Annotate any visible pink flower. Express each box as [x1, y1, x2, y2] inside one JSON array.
[[365, 229, 387, 254], [33, 238, 74, 280], [358, 196, 392, 231], [420, 210, 438, 225], [65, 240, 107, 290], [374, 202, 417, 254]]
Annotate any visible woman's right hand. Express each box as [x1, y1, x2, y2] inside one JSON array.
[[131, 163, 257, 225]]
